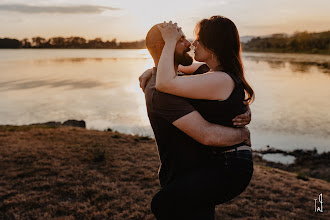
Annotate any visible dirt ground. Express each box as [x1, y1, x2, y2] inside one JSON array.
[[0, 126, 329, 219]]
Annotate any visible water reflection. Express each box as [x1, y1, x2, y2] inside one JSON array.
[[1, 50, 329, 152], [0, 78, 118, 91], [289, 61, 329, 73], [31, 57, 149, 64], [243, 52, 330, 74], [0, 49, 153, 138], [266, 61, 286, 69], [289, 62, 312, 73]]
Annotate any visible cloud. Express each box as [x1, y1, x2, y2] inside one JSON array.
[[0, 4, 121, 14]]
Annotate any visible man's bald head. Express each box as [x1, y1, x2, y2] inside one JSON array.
[[146, 23, 193, 66], [146, 24, 164, 59]]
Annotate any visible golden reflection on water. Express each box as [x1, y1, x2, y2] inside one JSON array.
[[0, 50, 329, 151], [0, 49, 154, 135]]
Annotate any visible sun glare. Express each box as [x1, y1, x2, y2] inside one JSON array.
[[114, 0, 193, 40]]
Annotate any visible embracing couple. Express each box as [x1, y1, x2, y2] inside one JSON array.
[[139, 15, 255, 220]]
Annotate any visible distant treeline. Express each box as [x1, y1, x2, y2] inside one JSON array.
[[2, 31, 330, 54], [242, 31, 330, 54], [0, 37, 146, 49]]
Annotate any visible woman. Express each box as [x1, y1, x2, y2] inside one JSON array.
[[142, 16, 254, 219]]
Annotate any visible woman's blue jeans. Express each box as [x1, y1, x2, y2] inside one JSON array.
[[151, 149, 254, 220]]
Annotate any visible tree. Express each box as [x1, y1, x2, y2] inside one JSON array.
[[66, 37, 87, 48], [32, 37, 47, 48], [0, 38, 21, 48], [21, 38, 31, 48], [49, 37, 65, 48]]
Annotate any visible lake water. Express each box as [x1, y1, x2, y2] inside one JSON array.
[[262, 153, 296, 165], [0, 49, 329, 153]]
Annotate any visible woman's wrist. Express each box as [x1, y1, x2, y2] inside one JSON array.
[[163, 41, 177, 54], [164, 39, 177, 45]]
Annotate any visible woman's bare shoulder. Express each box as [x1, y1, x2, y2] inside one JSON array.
[[205, 71, 235, 100], [205, 71, 234, 82]]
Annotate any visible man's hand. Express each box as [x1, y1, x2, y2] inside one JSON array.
[[139, 68, 153, 92], [232, 101, 251, 127], [241, 126, 251, 147]]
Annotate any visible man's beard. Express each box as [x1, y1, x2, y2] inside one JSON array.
[[174, 49, 193, 66]]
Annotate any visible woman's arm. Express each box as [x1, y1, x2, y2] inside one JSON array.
[[178, 63, 205, 74], [155, 23, 179, 93], [156, 23, 234, 100], [138, 63, 208, 92]]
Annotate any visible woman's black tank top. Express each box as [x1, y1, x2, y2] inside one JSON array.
[[190, 64, 246, 152]]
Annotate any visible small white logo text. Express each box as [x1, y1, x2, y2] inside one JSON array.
[[314, 193, 323, 213]]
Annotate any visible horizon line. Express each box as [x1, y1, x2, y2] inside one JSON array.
[[1, 29, 329, 42]]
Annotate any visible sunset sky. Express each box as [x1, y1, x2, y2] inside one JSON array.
[[1, 0, 329, 41]]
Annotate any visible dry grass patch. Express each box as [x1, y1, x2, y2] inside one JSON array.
[[0, 126, 329, 219]]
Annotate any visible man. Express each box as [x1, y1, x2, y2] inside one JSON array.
[[140, 24, 251, 219]]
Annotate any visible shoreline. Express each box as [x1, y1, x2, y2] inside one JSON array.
[[1, 122, 329, 182], [253, 147, 330, 182], [1, 47, 330, 55], [242, 49, 330, 55]]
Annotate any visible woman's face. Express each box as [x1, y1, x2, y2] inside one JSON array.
[[192, 38, 212, 62]]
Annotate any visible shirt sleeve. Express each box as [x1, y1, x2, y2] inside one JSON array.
[[152, 90, 195, 123]]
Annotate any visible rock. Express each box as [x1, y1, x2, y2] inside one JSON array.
[[29, 120, 86, 128], [31, 121, 62, 127], [62, 120, 86, 128]]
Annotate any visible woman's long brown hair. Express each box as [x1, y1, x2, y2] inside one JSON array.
[[195, 16, 254, 103]]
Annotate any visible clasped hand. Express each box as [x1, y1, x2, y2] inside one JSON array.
[[157, 21, 185, 43]]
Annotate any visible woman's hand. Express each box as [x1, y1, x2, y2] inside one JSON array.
[[241, 126, 251, 147], [157, 21, 184, 43], [232, 101, 252, 127], [139, 68, 153, 92]]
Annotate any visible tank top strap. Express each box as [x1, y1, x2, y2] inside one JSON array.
[[192, 65, 243, 87]]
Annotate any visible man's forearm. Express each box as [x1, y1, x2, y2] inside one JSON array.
[[172, 111, 248, 147], [204, 124, 246, 147]]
